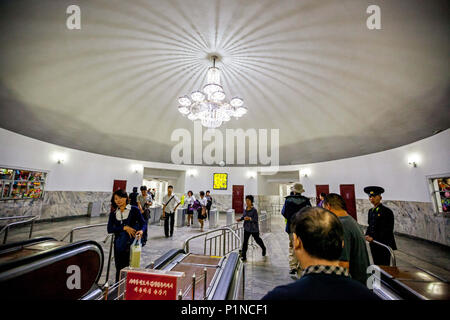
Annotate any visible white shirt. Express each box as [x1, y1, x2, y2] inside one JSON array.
[[115, 205, 131, 221], [162, 194, 180, 213], [185, 195, 196, 206], [198, 197, 207, 207]]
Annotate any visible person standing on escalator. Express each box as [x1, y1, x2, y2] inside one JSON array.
[[107, 189, 146, 282]]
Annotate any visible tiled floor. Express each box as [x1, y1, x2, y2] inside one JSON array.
[[3, 214, 449, 300]]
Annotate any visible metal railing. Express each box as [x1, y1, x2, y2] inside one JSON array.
[[59, 222, 115, 286], [184, 226, 241, 256], [369, 239, 397, 267], [0, 215, 39, 244], [60, 223, 108, 243]]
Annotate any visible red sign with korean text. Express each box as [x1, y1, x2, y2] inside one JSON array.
[[125, 270, 178, 300]]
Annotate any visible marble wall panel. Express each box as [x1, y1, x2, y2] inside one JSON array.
[[0, 191, 447, 246]]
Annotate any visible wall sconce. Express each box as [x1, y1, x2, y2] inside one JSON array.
[[247, 171, 256, 179], [53, 152, 67, 164], [187, 169, 198, 177], [131, 164, 143, 173], [300, 168, 311, 177], [407, 154, 420, 168]]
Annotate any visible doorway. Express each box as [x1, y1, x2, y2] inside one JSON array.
[[339, 184, 357, 221], [113, 180, 127, 192], [232, 185, 244, 214]]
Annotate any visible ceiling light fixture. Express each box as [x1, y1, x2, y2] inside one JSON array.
[[177, 56, 247, 128]]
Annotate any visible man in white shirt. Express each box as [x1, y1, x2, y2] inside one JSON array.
[[162, 185, 180, 237]]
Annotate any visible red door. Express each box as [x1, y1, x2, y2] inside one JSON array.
[[113, 180, 127, 192], [232, 185, 244, 214], [315, 185, 330, 206], [340, 184, 357, 221]]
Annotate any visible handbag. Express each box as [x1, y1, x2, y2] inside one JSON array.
[[129, 236, 142, 268]]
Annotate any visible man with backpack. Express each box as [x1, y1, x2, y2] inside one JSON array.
[[162, 185, 180, 238], [281, 183, 311, 278]]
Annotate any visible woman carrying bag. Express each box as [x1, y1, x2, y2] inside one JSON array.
[[107, 189, 147, 282]]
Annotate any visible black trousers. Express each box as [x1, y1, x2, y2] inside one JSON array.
[[164, 212, 175, 237], [370, 242, 391, 266], [114, 247, 130, 283], [242, 230, 266, 259]]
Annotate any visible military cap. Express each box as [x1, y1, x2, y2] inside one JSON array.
[[363, 186, 385, 196]]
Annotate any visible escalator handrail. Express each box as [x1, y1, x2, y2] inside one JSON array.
[[0, 236, 56, 253], [0, 239, 104, 285], [369, 240, 396, 267], [211, 252, 239, 300], [150, 248, 186, 270]]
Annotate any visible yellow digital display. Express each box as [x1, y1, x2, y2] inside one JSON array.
[[213, 173, 228, 190]]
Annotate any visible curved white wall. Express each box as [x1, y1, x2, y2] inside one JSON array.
[[0, 127, 449, 200]]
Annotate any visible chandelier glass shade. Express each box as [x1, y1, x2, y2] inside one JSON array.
[[177, 57, 246, 128]]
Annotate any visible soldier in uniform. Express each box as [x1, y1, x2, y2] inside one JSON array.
[[363, 186, 397, 265]]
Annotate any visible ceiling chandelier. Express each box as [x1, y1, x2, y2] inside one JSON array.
[[177, 56, 247, 128]]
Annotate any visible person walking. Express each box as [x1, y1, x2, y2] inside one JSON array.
[[185, 190, 196, 227], [129, 187, 139, 207], [323, 193, 370, 285], [236, 195, 267, 262], [317, 192, 326, 207], [197, 191, 208, 232], [262, 207, 378, 300], [364, 186, 397, 265], [137, 185, 152, 246], [281, 183, 311, 278], [107, 189, 146, 282], [162, 185, 180, 238], [205, 190, 213, 220]]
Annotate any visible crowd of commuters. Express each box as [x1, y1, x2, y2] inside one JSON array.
[[105, 179, 395, 300], [262, 183, 396, 299]]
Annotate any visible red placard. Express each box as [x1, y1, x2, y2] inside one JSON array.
[[125, 270, 178, 300]]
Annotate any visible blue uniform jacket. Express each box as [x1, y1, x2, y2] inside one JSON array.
[[107, 205, 147, 252]]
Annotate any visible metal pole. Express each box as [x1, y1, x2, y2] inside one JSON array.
[[103, 282, 109, 300], [69, 230, 74, 243], [105, 234, 114, 286], [3, 227, 8, 244], [203, 268, 207, 300], [222, 229, 226, 256], [242, 263, 245, 299], [192, 273, 196, 300], [29, 219, 35, 239]]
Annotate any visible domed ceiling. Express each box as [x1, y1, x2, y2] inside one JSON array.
[[0, 0, 448, 165]]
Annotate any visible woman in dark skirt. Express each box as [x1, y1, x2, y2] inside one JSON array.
[[236, 195, 267, 262], [197, 191, 207, 232], [107, 189, 146, 282]]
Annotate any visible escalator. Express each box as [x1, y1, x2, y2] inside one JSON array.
[[104, 249, 244, 300], [0, 237, 104, 299]]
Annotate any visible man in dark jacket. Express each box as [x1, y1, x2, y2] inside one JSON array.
[[281, 183, 311, 278], [364, 186, 397, 265], [262, 207, 379, 300]]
